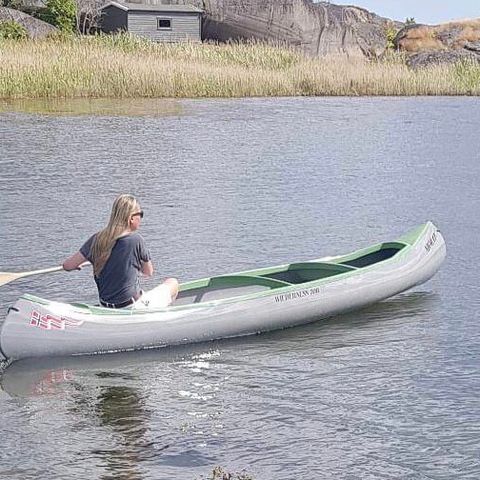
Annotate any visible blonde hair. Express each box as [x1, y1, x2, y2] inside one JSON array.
[[91, 194, 140, 276]]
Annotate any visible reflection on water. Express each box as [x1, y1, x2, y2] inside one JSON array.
[[331, 290, 438, 327], [0, 98, 185, 117], [0, 291, 436, 399], [94, 385, 151, 480]]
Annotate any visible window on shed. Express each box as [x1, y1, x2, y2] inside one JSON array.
[[157, 17, 172, 29]]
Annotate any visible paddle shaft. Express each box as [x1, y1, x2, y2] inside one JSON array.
[[0, 263, 90, 287]]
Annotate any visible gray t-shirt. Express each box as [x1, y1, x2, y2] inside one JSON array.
[[80, 233, 151, 304]]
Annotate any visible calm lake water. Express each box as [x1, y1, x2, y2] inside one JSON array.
[[0, 97, 479, 479]]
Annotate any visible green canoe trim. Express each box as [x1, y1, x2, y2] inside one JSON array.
[[396, 224, 429, 246], [20, 223, 430, 316]]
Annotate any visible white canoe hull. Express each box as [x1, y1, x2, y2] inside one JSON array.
[[0, 222, 446, 362]]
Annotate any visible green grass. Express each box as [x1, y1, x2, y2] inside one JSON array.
[[0, 33, 479, 98]]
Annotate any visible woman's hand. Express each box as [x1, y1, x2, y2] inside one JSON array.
[[63, 251, 88, 271]]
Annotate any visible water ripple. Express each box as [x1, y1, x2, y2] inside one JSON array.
[[1, 97, 479, 479]]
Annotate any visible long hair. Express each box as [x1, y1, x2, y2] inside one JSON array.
[[91, 194, 140, 276]]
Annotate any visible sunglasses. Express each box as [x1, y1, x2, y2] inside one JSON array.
[[132, 210, 144, 219]]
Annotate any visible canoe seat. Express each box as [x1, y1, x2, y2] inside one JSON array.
[[339, 243, 405, 268], [260, 262, 356, 284], [175, 275, 291, 305], [209, 275, 291, 290]]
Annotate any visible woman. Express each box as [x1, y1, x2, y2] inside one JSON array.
[[63, 194, 178, 309]]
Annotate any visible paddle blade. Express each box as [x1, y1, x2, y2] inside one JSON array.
[[0, 272, 23, 287]]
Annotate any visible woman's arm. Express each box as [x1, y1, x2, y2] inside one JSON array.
[[141, 260, 154, 277], [63, 251, 88, 271]]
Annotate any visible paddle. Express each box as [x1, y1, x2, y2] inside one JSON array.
[[0, 263, 90, 287]]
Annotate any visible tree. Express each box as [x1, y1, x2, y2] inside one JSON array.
[[44, 0, 77, 32], [74, 0, 103, 34]]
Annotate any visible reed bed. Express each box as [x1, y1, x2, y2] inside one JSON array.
[[0, 34, 479, 98]]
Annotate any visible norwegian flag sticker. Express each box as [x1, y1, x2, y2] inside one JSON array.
[[30, 310, 84, 330]]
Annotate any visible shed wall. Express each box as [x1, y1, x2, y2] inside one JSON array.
[[101, 6, 128, 33], [127, 11, 201, 42]]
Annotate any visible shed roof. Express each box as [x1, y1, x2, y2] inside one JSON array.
[[101, 1, 203, 13]]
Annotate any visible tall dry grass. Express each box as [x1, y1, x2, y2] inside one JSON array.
[[0, 34, 479, 98]]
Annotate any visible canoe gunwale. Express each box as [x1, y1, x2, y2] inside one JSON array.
[[17, 224, 429, 316]]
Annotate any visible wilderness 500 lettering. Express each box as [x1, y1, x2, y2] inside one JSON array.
[[274, 287, 321, 303]]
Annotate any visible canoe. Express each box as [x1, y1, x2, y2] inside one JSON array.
[[0, 221, 446, 362]]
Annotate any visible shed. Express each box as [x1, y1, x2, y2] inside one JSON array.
[[100, 2, 203, 42]]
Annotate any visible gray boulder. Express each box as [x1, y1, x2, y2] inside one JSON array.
[[0, 6, 58, 38], [464, 41, 480, 53], [408, 49, 480, 69]]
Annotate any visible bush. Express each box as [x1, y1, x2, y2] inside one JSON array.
[[44, 0, 77, 32], [0, 20, 28, 39], [385, 21, 399, 50], [45, 29, 75, 42]]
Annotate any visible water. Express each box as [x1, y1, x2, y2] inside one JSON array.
[[0, 97, 479, 479]]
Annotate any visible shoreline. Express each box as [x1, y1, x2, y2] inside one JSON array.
[[1, 35, 479, 99], [2, 95, 479, 117], [3, 95, 479, 117]]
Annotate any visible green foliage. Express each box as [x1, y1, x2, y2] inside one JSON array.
[[96, 31, 155, 53], [1, 0, 24, 9], [0, 20, 28, 39], [45, 29, 75, 42], [405, 17, 416, 26], [385, 22, 399, 50], [453, 59, 480, 93], [43, 0, 77, 32]]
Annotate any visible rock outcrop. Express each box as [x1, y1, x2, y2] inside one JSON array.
[[0, 7, 57, 38], [201, 0, 392, 57], [132, 0, 395, 57], [395, 19, 480, 68]]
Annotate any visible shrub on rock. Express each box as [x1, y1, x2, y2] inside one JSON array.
[[0, 6, 58, 38], [0, 19, 28, 39]]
